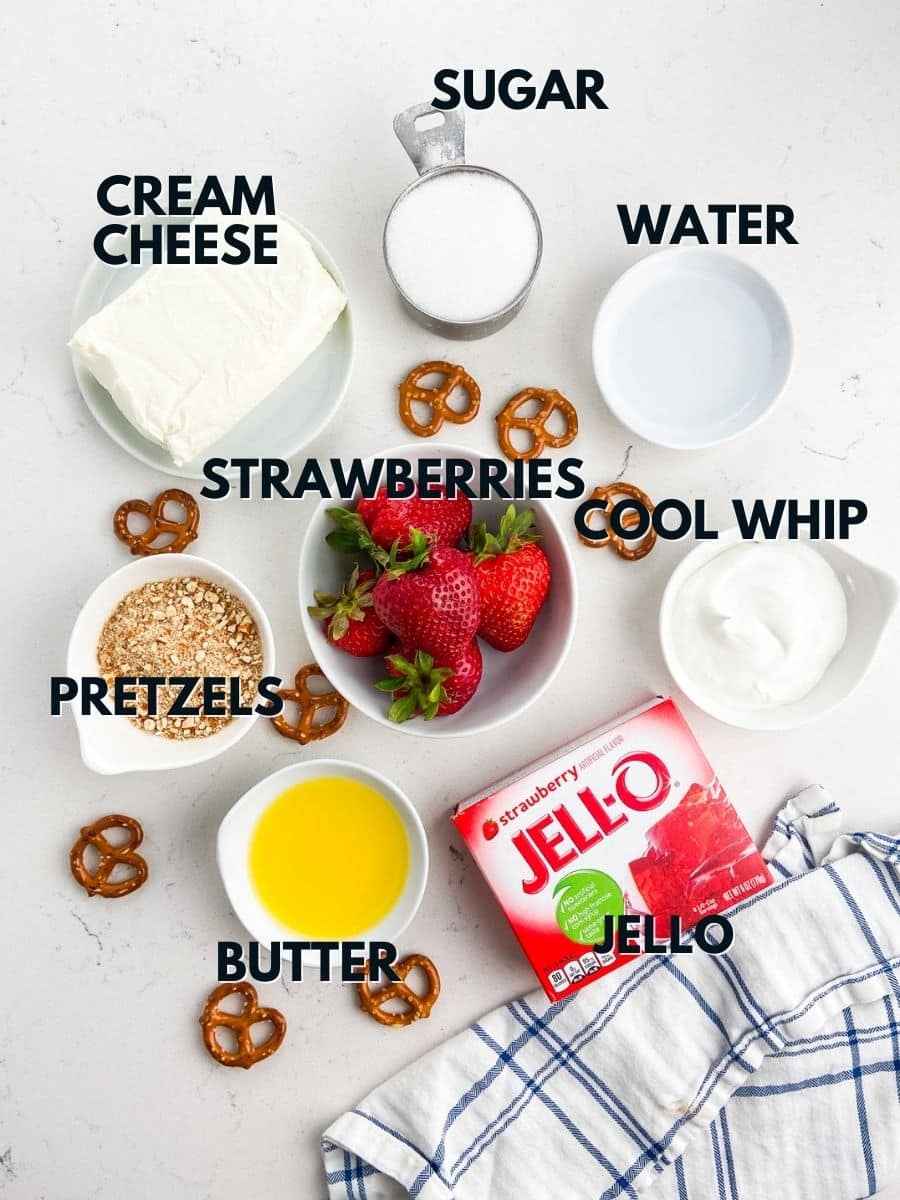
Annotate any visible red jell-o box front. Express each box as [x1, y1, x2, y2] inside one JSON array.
[[452, 697, 772, 1000]]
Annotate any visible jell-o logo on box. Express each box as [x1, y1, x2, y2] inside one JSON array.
[[453, 697, 772, 1000], [511, 750, 671, 895]]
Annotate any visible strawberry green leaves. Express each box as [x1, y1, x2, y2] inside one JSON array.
[[308, 564, 375, 641], [468, 503, 541, 565], [308, 565, 391, 656], [377, 650, 454, 722], [325, 509, 432, 577], [379, 528, 431, 580], [325, 507, 389, 567]]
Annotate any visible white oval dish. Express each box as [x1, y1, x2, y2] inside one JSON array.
[[298, 442, 578, 739], [592, 249, 793, 449], [217, 760, 428, 967], [66, 553, 275, 773], [659, 529, 898, 729], [69, 213, 354, 479]]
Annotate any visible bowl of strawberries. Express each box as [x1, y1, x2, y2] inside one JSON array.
[[299, 443, 577, 737]]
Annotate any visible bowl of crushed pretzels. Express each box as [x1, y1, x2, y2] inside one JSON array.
[[66, 553, 276, 773]]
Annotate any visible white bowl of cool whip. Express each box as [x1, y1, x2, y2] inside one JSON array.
[[659, 530, 898, 730]]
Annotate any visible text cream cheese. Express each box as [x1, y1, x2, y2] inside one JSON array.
[[69, 215, 346, 466], [668, 541, 847, 711]]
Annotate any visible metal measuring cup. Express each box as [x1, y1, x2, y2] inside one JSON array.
[[383, 101, 543, 340]]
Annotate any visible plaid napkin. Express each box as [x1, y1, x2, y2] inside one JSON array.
[[321, 787, 900, 1199]]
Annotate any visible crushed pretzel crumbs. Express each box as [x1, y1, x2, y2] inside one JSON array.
[[96, 576, 263, 740]]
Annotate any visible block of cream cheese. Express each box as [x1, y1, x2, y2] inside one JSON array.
[[69, 216, 347, 465]]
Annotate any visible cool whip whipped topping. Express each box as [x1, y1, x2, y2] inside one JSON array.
[[70, 215, 346, 465], [668, 541, 848, 711]]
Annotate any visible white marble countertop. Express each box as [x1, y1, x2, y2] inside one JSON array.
[[2, 1, 898, 1196]]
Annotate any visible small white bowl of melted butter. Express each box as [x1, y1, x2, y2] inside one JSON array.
[[217, 760, 428, 970], [660, 530, 898, 730]]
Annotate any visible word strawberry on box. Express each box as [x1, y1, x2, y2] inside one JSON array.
[[453, 697, 772, 1000]]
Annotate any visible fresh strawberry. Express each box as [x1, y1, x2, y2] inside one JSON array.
[[365, 487, 472, 549], [377, 642, 483, 720], [307, 565, 391, 657], [468, 505, 551, 652], [326, 487, 472, 560], [354, 493, 381, 528], [373, 531, 481, 658]]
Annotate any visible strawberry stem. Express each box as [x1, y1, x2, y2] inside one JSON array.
[[307, 564, 376, 642], [325, 508, 389, 569], [468, 504, 540, 565], [380, 527, 431, 579], [376, 649, 454, 722]]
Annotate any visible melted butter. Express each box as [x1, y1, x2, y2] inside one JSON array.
[[249, 776, 409, 938]]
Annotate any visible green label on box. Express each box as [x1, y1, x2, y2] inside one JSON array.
[[553, 869, 624, 945]]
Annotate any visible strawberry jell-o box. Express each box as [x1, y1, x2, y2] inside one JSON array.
[[453, 697, 772, 1000]]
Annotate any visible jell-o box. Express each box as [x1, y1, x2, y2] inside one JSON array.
[[453, 697, 772, 1000]]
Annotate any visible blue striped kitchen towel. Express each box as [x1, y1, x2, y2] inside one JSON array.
[[321, 787, 900, 1199]]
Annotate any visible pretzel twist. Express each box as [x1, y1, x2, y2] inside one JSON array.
[[495, 388, 578, 461], [69, 814, 148, 898], [272, 664, 349, 744], [114, 489, 200, 556], [579, 482, 657, 560], [199, 982, 286, 1069], [398, 361, 481, 438], [357, 953, 441, 1027]]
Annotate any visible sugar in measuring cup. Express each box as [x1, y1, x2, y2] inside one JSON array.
[[383, 102, 543, 339]]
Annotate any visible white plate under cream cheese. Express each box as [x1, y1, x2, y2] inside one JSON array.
[[69, 213, 353, 476]]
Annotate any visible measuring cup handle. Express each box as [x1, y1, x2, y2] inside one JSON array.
[[393, 102, 466, 176]]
